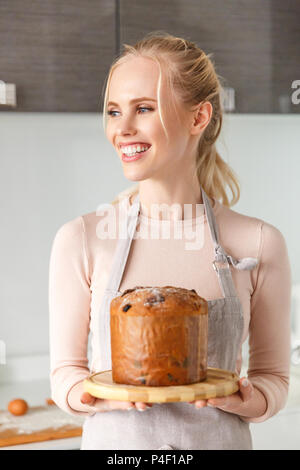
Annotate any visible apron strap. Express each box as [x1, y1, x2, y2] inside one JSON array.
[[105, 194, 140, 293], [201, 187, 258, 297], [98, 195, 141, 370], [201, 187, 220, 250]]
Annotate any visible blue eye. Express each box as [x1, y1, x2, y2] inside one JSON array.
[[138, 106, 152, 113], [107, 106, 153, 117]]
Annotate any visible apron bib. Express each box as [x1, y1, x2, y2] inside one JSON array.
[[81, 187, 257, 450]]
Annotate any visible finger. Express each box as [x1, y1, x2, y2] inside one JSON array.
[[194, 400, 207, 408], [238, 377, 253, 402], [80, 392, 96, 405], [207, 397, 228, 408], [134, 401, 151, 411], [109, 400, 135, 411], [188, 399, 207, 407], [207, 377, 253, 410]]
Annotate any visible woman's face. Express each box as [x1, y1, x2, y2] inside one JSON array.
[[105, 56, 197, 183]]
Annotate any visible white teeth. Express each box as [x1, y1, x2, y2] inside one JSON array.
[[122, 144, 150, 156]]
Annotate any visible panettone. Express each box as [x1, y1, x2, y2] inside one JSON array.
[[110, 286, 208, 386]]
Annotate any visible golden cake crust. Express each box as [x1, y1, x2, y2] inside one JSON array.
[[111, 286, 208, 317], [110, 286, 208, 386]]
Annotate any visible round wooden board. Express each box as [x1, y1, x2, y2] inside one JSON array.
[[83, 368, 239, 403]]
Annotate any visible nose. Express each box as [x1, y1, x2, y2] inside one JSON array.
[[115, 113, 139, 137], [117, 126, 137, 138], [117, 128, 137, 138]]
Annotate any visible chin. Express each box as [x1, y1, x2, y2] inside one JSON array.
[[122, 168, 152, 182]]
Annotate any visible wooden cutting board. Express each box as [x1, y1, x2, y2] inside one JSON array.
[[0, 405, 83, 447], [83, 367, 240, 403]]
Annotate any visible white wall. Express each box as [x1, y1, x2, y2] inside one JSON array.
[[0, 112, 299, 362], [218, 114, 299, 274]]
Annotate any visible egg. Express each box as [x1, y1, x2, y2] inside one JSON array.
[[8, 398, 28, 416], [46, 398, 56, 406]]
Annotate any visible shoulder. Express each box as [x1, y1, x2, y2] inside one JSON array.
[[51, 198, 128, 261], [50, 217, 88, 261], [53, 197, 127, 236], [52, 216, 84, 243], [81, 197, 128, 235], [214, 199, 263, 232], [56, 198, 129, 254], [258, 220, 290, 267], [214, 199, 288, 262]]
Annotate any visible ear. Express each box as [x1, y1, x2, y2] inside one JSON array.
[[190, 101, 213, 136]]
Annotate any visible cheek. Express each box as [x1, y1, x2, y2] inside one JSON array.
[[105, 128, 113, 144], [105, 122, 115, 142]]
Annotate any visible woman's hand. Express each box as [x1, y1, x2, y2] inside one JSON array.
[[80, 392, 153, 412], [189, 377, 254, 415]]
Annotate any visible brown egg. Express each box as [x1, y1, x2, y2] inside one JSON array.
[[45, 398, 56, 406], [8, 398, 28, 416]]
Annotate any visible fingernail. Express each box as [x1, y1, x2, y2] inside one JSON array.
[[137, 408, 146, 412], [207, 403, 215, 407], [242, 379, 249, 387]]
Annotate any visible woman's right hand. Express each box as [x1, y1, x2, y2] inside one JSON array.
[[80, 392, 152, 413]]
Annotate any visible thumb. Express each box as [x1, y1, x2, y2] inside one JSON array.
[[80, 392, 96, 406], [239, 377, 253, 402]]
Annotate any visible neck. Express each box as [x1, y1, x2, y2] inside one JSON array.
[[135, 180, 205, 221]]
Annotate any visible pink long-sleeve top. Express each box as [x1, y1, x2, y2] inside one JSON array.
[[48, 194, 292, 423]]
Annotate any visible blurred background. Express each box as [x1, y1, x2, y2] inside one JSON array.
[[0, 0, 299, 449]]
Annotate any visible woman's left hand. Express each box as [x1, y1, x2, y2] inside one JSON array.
[[189, 377, 253, 415]]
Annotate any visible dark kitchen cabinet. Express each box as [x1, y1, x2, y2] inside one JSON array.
[[0, 0, 299, 113], [120, 0, 300, 113], [0, 0, 116, 111]]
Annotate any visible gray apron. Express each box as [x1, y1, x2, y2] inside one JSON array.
[[81, 187, 258, 450]]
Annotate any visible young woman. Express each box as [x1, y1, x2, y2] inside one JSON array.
[[49, 32, 291, 450]]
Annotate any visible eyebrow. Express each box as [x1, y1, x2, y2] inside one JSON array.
[[107, 97, 157, 107]]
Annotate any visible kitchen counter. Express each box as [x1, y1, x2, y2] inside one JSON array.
[[1, 366, 300, 450], [0, 379, 82, 450], [0, 436, 81, 450]]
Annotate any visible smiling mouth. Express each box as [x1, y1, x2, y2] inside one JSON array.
[[121, 146, 151, 162]]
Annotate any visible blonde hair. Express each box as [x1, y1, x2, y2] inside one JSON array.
[[102, 31, 240, 207]]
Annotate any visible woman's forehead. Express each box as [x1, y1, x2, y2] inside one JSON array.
[[108, 58, 160, 100]]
